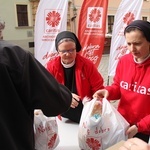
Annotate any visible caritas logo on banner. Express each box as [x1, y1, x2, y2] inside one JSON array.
[[82, 7, 103, 65], [78, 0, 108, 68], [86, 7, 103, 28], [45, 10, 61, 32], [34, 0, 68, 66]]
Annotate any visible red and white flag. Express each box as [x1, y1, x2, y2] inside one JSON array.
[[34, 0, 68, 66], [108, 0, 143, 77], [78, 0, 108, 68]]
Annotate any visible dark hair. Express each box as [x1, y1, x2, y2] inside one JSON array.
[[125, 27, 140, 33], [124, 27, 145, 38], [124, 20, 150, 42]]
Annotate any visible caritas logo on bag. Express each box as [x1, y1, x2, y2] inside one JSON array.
[[78, 98, 129, 150], [83, 121, 110, 150], [37, 122, 57, 148], [34, 116, 59, 150]]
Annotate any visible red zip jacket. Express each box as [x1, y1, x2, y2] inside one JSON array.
[[46, 54, 104, 99], [106, 54, 150, 135]]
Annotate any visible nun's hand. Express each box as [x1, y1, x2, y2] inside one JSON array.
[[71, 93, 80, 108], [126, 125, 138, 139], [93, 89, 109, 100]]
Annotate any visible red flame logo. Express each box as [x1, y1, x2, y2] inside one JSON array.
[[46, 11, 61, 27]]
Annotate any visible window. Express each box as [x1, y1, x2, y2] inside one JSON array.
[[16, 4, 28, 26], [142, 16, 148, 21], [108, 15, 114, 34]]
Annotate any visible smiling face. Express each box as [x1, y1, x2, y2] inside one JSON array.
[[125, 29, 150, 62], [58, 41, 76, 64]]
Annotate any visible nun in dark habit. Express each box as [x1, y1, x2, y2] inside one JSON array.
[[46, 31, 104, 123]]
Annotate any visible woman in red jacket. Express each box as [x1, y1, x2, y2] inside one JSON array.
[[46, 31, 104, 123], [93, 20, 150, 142]]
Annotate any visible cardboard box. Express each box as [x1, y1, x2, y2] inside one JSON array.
[[106, 141, 125, 150]]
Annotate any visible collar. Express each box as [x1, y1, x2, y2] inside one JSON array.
[[134, 53, 150, 64], [61, 60, 75, 68]]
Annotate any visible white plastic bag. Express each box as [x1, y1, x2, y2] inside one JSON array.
[[78, 98, 129, 150], [34, 110, 59, 150]]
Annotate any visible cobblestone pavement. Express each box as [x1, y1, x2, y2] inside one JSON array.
[[98, 54, 111, 86], [97, 54, 119, 108]]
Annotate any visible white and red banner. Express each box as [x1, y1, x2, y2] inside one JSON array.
[[34, 0, 68, 66], [108, 0, 143, 77], [78, 0, 108, 68]]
